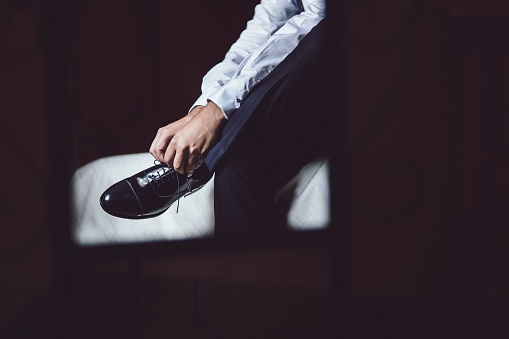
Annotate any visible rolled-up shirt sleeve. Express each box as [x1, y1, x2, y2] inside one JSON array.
[[191, 0, 325, 119]]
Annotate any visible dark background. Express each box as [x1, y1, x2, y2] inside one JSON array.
[[67, 0, 260, 166], [1, 0, 509, 337]]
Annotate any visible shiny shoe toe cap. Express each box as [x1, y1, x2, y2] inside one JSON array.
[[100, 180, 144, 219]]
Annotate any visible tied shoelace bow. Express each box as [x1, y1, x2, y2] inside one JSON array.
[[152, 160, 193, 213]]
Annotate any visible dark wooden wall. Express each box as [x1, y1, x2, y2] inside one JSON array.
[[2, 0, 509, 337], [68, 0, 259, 166]]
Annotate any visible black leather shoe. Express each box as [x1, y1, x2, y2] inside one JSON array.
[[100, 163, 212, 219]]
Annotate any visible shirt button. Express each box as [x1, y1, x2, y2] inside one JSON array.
[[234, 98, 242, 108]]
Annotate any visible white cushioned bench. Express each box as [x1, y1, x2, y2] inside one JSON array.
[[71, 153, 329, 245]]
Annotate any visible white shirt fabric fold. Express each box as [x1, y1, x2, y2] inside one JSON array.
[[191, 0, 326, 119]]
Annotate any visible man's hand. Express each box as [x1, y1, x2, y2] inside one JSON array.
[[149, 105, 202, 165], [149, 102, 225, 176]]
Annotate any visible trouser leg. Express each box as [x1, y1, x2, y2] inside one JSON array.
[[210, 20, 329, 236], [213, 157, 277, 234]]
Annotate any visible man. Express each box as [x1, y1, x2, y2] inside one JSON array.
[[101, 0, 328, 235]]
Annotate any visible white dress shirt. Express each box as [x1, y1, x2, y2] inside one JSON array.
[[191, 0, 326, 119]]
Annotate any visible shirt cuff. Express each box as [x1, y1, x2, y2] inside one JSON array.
[[206, 78, 248, 119], [188, 93, 210, 113], [189, 93, 231, 120]]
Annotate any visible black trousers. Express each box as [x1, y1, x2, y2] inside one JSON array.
[[203, 20, 329, 236]]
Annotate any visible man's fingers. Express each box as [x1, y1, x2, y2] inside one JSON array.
[[149, 104, 223, 173], [171, 146, 186, 174], [191, 160, 204, 177], [152, 141, 169, 163], [149, 128, 169, 162], [152, 124, 186, 163], [162, 143, 176, 169], [185, 151, 203, 177]]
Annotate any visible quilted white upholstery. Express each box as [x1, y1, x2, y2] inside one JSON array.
[[71, 153, 329, 245]]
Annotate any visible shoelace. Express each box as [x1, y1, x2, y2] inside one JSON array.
[[153, 160, 193, 213]]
